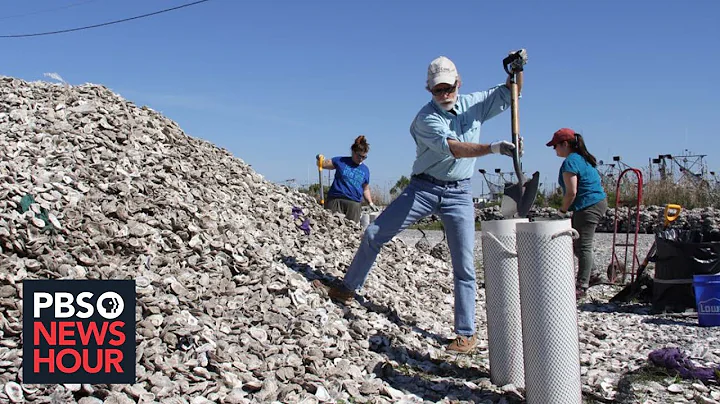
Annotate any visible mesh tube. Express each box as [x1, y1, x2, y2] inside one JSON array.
[[481, 219, 528, 388], [516, 219, 581, 404]]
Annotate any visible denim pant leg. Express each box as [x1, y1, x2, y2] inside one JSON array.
[[437, 180, 476, 336], [572, 199, 608, 288], [344, 179, 438, 290]]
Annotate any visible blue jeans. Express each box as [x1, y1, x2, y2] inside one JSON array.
[[343, 176, 477, 336]]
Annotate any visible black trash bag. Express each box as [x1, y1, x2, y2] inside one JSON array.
[[610, 271, 654, 304], [652, 229, 720, 313]]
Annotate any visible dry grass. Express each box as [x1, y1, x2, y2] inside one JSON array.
[[540, 179, 719, 210], [632, 180, 717, 209], [369, 184, 390, 206]]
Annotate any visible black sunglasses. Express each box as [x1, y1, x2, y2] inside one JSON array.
[[430, 82, 458, 96], [354, 152, 367, 160]]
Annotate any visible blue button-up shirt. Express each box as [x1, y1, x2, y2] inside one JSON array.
[[409, 84, 511, 181]]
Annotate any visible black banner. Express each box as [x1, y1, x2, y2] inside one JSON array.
[[23, 280, 136, 384]]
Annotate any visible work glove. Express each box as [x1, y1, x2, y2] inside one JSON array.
[[369, 203, 379, 212], [490, 137, 523, 157], [508, 49, 528, 73], [551, 210, 572, 220]]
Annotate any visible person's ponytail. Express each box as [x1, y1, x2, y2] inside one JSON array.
[[571, 134, 597, 167]]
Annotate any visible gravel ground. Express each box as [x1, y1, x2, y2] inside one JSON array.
[[396, 229, 656, 282]]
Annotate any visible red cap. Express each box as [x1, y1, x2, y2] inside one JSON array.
[[546, 128, 577, 147]]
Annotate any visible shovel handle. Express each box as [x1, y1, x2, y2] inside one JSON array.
[[317, 154, 324, 205], [663, 203, 682, 227], [509, 77, 525, 183]]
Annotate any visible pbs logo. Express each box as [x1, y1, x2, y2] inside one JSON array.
[[33, 291, 125, 320], [97, 292, 124, 319]]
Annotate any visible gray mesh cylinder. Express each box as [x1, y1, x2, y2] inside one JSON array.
[[481, 219, 528, 388], [516, 219, 581, 404]]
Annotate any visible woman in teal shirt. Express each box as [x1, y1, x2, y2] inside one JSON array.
[[547, 128, 608, 299]]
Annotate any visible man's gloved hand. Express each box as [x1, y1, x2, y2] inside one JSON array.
[[369, 203, 379, 212], [551, 210, 572, 220], [490, 137, 523, 157], [508, 49, 528, 73]]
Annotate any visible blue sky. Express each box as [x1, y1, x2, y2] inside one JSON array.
[[2, 0, 719, 198]]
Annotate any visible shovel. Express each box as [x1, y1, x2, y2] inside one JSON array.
[[500, 52, 540, 218], [316, 154, 325, 206]]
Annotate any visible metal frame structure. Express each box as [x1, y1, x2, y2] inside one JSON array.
[[596, 161, 618, 191], [598, 156, 639, 188], [282, 178, 299, 191], [478, 168, 509, 202], [649, 150, 709, 186], [609, 167, 644, 284], [710, 171, 720, 189]]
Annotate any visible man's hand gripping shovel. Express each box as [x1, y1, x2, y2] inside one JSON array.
[[500, 50, 540, 218]]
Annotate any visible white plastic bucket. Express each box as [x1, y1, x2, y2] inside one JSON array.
[[360, 213, 370, 230], [516, 219, 581, 404], [360, 211, 381, 232], [369, 212, 381, 222], [481, 218, 528, 388]]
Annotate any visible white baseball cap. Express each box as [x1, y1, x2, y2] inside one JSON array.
[[427, 56, 458, 88]]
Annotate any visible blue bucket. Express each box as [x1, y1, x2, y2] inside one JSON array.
[[693, 274, 720, 327]]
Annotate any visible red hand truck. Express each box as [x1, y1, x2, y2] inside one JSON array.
[[608, 168, 643, 284]]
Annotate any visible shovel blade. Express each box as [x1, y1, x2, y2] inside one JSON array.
[[500, 171, 540, 218], [518, 171, 540, 216], [500, 184, 522, 218]]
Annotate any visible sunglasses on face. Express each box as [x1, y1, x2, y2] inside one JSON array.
[[355, 152, 368, 160], [553, 141, 567, 149], [430, 82, 458, 96]]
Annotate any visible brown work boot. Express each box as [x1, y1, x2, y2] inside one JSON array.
[[311, 279, 355, 305], [446, 334, 478, 353]]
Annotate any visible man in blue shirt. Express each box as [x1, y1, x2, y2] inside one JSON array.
[[314, 51, 527, 353]]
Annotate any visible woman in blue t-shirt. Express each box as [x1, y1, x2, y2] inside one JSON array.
[[316, 135, 376, 223], [547, 128, 608, 299]]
